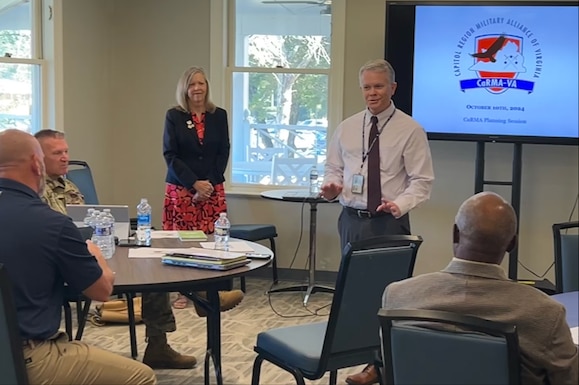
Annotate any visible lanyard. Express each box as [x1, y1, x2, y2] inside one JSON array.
[[359, 109, 396, 171]]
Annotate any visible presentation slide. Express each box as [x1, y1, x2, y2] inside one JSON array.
[[412, 5, 579, 139]]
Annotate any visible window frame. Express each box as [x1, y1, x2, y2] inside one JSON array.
[[0, 0, 47, 133], [210, 0, 345, 195]]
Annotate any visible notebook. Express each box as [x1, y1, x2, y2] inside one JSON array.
[[67, 204, 131, 240], [161, 254, 250, 271]]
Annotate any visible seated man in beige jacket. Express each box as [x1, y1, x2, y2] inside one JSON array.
[[382, 192, 578, 385], [349, 192, 578, 385]]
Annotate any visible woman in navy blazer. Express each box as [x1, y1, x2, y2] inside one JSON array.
[[162, 67, 243, 311], [162, 66, 230, 232]]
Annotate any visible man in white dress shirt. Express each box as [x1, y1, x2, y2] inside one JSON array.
[[321, 59, 434, 385], [322, 59, 434, 252]]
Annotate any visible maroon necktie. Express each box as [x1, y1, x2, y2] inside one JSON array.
[[367, 115, 381, 213]]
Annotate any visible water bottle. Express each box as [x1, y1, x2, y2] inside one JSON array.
[[102, 208, 116, 254], [136, 198, 152, 246], [83, 208, 95, 228], [309, 165, 319, 195], [214, 212, 230, 251], [94, 212, 114, 259], [89, 210, 101, 234]]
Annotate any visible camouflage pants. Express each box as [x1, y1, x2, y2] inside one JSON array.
[[141, 292, 176, 337]]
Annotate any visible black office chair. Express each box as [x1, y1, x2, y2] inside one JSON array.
[[250, 235, 422, 385], [65, 161, 140, 357], [552, 221, 579, 293], [379, 309, 521, 385], [230, 224, 278, 292], [0, 264, 30, 385], [66, 160, 99, 204]]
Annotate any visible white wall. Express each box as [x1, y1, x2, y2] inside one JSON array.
[[61, 0, 114, 200], [58, 0, 579, 281]]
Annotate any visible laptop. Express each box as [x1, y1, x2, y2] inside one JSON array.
[[67, 204, 131, 240]]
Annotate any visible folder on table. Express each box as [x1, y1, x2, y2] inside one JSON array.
[[178, 230, 208, 241], [161, 253, 249, 271]]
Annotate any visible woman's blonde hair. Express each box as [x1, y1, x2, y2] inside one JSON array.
[[175, 66, 216, 113]]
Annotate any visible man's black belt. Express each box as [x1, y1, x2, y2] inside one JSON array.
[[344, 206, 389, 219]]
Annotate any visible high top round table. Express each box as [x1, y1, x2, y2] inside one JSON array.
[[104, 237, 273, 385], [261, 189, 337, 306]]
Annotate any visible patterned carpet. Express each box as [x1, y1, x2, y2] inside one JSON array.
[[69, 278, 367, 385]]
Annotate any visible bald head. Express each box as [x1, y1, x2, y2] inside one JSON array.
[[453, 191, 517, 264], [0, 129, 41, 165], [0, 129, 46, 194]]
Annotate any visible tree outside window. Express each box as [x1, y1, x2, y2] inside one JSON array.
[[0, 0, 42, 133], [229, 0, 331, 187]]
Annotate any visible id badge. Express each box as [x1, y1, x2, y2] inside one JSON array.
[[351, 174, 364, 194]]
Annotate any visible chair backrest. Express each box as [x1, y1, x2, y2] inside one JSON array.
[[271, 157, 317, 186], [552, 221, 579, 293], [0, 264, 29, 385], [379, 309, 521, 385], [318, 235, 422, 374], [66, 160, 99, 204]]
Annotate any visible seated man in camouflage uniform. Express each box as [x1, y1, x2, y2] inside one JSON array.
[[34, 130, 211, 369]]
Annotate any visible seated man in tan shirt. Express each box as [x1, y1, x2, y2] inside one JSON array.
[[34, 129, 197, 369], [35, 130, 84, 214]]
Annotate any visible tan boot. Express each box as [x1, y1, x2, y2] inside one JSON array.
[[142, 334, 197, 369], [192, 290, 244, 317]]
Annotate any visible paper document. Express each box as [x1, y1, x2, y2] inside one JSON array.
[[128, 248, 195, 259], [128, 246, 249, 259], [150, 231, 180, 239], [199, 241, 255, 252], [571, 327, 578, 345]]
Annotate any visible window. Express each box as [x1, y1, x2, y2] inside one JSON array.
[[226, 0, 339, 188], [0, 0, 44, 133]]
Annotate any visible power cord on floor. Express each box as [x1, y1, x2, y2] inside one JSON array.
[[266, 280, 331, 318], [518, 260, 554, 279], [566, 193, 578, 224], [517, 192, 578, 278]]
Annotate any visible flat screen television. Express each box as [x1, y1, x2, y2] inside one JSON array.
[[385, 1, 579, 145]]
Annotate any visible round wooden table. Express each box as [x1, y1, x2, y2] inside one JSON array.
[[105, 237, 272, 385]]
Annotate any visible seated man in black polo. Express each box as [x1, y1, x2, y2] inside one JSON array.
[[0, 129, 156, 384], [34, 129, 246, 369]]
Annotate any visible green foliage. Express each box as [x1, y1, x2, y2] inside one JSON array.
[[246, 35, 330, 125], [0, 30, 31, 81]]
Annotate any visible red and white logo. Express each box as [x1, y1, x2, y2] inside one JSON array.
[[468, 34, 527, 94]]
